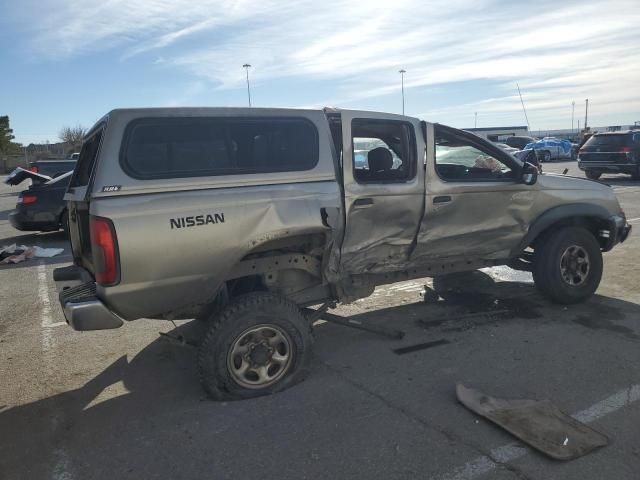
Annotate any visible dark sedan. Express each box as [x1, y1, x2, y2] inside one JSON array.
[[9, 171, 71, 233]]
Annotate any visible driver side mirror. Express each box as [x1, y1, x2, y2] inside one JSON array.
[[521, 162, 538, 185]]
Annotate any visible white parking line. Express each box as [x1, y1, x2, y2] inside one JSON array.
[[36, 261, 76, 480], [627, 217, 640, 224], [37, 262, 56, 352], [437, 384, 640, 480]]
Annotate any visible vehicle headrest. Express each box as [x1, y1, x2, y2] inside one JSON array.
[[368, 147, 393, 172]]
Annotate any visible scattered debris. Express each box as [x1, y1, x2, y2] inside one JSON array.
[[419, 309, 512, 333], [456, 384, 609, 460], [393, 339, 451, 355], [0, 244, 64, 265]]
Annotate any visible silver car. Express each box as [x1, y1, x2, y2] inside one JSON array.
[[55, 107, 631, 400]]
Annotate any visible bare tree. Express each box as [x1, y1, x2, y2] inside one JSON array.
[[59, 125, 87, 149]]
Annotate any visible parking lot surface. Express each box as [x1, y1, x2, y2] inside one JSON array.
[[1, 161, 639, 480]]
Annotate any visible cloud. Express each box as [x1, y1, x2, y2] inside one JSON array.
[[10, 0, 640, 128]]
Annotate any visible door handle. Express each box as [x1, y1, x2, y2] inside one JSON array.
[[353, 198, 374, 207], [433, 195, 452, 204]]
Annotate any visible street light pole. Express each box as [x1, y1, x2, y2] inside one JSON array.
[[242, 64, 252, 107], [584, 98, 589, 132], [399, 69, 406, 115], [571, 101, 575, 134], [474, 112, 478, 129]]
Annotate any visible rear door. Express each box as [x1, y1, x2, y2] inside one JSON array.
[[338, 112, 425, 274], [65, 122, 106, 272]]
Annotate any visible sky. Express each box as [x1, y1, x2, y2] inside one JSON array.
[[1, 0, 640, 145]]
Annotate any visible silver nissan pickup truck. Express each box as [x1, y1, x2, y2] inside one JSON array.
[[54, 107, 631, 400]]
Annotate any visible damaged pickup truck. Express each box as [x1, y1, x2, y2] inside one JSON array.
[[55, 107, 631, 400]]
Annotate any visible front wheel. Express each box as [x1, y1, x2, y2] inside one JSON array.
[[585, 170, 602, 180], [532, 227, 603, 304], [542, 151, 552, 162], [198, 292, 313, 400]]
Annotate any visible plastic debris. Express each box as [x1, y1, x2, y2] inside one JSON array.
[[0, 244, 64, 265]]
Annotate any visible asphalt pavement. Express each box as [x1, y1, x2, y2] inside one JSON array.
[[1, 161, 639, 480]]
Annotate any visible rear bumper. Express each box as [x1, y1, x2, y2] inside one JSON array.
[[578, 161, 636, 173], [9, 209, 60, 232], [9, 210, 57, 231], [54, 265, 123, 331]]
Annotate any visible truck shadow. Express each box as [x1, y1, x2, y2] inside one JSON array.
[[2, 273, 640, 478]]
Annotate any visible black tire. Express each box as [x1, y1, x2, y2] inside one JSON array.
[[532, 227, 602, 304], [632, 167, 640, 181], [542, 151, 552, 162], [198, 292, 313, 400], [585, 170, 601, 180], [196, 285, 229, 322], [60, 209, 69, 236]]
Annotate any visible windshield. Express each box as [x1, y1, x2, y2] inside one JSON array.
[[584, 134, 629, 147]]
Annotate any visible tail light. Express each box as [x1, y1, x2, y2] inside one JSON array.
[[18, 194, 38, 205], [90, 216, 119, 285], [28, 166, 38, 173], [620, 147, 632, 153]]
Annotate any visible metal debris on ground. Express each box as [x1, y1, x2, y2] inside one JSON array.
[[304, 308, 405, 339], [393, 339, 451, 355], [456, 384, 609, 460], [0, 244, 64, 265]]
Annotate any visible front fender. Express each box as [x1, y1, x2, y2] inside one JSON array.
[[511, 203, 613, 256]]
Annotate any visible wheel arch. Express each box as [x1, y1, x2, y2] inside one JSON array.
[[207, 231, 331, 312], [513, 203, 613, 256]]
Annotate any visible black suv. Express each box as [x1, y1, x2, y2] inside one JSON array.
[[578, 131, 640, 180]]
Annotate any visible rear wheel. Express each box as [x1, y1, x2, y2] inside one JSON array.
[[198, 292, 313, 400], [542, 151, 552, 162], [60, 209, 69, 236], [585, 170, 601, 180], [532, 227, 602, 304]]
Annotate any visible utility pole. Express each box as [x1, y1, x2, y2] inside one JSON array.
[[399, 69, 406, 115], [584, 98, 589, 131], [571, 101, 575, 133], [242, 64, 252, 107], [474, 112, 478, 129], [516, 83, 531, 132]]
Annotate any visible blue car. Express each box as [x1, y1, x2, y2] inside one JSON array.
[[523, 137, 574, 162]]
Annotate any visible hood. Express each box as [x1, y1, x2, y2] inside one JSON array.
[[537, 173, 623, 217], [539, 173, 610, 190]]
